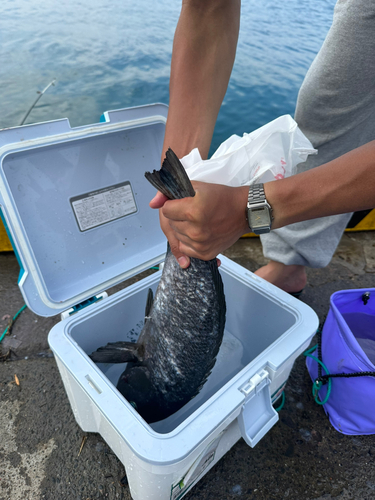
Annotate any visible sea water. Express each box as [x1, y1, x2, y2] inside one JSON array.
[[1, 0, 335, 155]]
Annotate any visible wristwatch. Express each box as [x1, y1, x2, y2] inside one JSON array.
[[246, 183, 273, 234]]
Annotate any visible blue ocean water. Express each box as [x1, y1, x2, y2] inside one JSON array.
[[1, 0, 335, 154]]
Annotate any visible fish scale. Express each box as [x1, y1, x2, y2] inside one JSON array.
[[90, 148, 226, 423], [146, 254, 222, 392]]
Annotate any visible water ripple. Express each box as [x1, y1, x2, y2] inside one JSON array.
[[1, 0, 335, 154]]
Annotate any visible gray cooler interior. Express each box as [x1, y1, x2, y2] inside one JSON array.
[[69, 269, 296, 433], [2, 123, 165, 304]]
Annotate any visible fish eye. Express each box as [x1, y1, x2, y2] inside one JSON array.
[[130, 401, 138, 410]]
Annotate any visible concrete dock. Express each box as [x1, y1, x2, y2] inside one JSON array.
[[1, 232, 375, 500]]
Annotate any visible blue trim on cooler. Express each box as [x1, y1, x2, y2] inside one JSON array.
[[69, 295, 104, 315], [0, 208, 25, 283]]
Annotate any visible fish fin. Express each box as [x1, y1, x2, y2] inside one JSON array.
[[208, 258, 226, 334], [144, 148, 195, 200], [144, 288, 154, 321], [89, 341, 141, 364]]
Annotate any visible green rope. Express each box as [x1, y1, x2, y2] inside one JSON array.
[[303, 345, 332, 405], [0, 304, 27, 344], [274, 391, 285, 412], [304, 344, 319, 356]]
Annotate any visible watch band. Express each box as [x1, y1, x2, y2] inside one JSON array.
[[246, 183, 273, 234], [247, 183, 267, 206]]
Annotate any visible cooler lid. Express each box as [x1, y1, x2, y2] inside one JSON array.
[[0, 104, 168, 317]]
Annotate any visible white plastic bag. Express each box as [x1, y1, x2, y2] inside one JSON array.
[[181, 115, 317, 187]]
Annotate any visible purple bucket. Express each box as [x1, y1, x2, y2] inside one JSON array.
[[306, 288, 375, 435]]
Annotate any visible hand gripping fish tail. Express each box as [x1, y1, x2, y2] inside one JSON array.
[[90, 148, 226, 424]]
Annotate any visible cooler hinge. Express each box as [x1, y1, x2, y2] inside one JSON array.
[[237, 368, 279, 448], [60, 292, 108, 320]]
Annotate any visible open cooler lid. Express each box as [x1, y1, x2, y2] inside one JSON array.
[[0, 104, 168, 317]]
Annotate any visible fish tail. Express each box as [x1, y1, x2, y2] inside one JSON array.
[[144, 148, 195, 200]]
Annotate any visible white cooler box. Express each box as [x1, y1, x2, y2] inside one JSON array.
[[0, 104, 319, 500]]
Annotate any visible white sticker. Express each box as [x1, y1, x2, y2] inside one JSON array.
[[170, 451, 215, 500], [70, 181, 137, 231], [170, 431, 225, 500]]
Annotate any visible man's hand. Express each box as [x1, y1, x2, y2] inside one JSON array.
[[150, 181, 249, 265], [150, 191, 191, 268]]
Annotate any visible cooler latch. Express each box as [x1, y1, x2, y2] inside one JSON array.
[[237, 369, 279, 448], [60, 292, 108, 320]]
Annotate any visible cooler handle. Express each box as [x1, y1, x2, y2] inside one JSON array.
[[237, 369, 279, 448]]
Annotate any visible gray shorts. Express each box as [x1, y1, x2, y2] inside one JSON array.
[[260, 0, 375, 267]]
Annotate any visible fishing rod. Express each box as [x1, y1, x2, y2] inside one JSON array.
[[20, 78, 57, 126]]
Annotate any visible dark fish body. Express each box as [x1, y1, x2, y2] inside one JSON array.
[[90, 149, 226, 423]]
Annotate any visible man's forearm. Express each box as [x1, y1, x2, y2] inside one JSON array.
[[266, 140, 375, 229], [151, 141, 375, 263], [163, 0, 241, 161]]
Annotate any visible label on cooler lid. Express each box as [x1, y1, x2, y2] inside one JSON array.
[[70, 181, 137, 231]]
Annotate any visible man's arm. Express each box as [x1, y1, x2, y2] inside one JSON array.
[[153, 0, 241, 266], [266, 139, 375, 229], [152, 140, 375, 261], [163, 0, 241, 160]]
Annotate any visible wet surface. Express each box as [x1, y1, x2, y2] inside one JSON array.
[[1, 232, 375, 500]]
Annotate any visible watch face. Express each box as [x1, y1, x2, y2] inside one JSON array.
[[249, 207, 271, 229]]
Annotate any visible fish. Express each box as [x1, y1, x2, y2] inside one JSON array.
[[89, 148, 226, 424]]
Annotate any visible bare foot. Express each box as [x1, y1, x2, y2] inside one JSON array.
[[254, 261, 307, 294]]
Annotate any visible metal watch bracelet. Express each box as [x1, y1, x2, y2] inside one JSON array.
[[247, 183, 267, 206]]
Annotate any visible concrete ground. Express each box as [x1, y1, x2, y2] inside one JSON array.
[[1, 232, 375, 500]]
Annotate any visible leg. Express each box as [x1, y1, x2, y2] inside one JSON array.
[[254, 261, 307, 295]]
